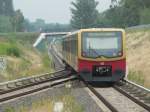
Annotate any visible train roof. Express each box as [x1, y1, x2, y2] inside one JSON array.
[[64, 28, 125, 37]]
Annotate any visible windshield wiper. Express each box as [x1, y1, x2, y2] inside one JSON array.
[[88, 42, 100, 57], [89, 48, 100, 57]]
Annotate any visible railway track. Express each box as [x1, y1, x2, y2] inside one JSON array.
[[86, 84, 119, 112], [114, 79, 150, 111], [0, 69, 67, 94], [82, 79, 150, 112], [0, 70, 77, 103], [82, 79, 119, 112]]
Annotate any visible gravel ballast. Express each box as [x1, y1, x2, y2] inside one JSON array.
[[95, 87, 148, 112]]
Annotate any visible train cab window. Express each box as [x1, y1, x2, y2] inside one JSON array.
[[82, 31, 123, 58]]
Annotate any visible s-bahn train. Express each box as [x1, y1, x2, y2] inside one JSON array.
[[53, 28, 126, 82]]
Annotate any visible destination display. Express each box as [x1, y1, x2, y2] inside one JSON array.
[[83, 32, 121, 37]]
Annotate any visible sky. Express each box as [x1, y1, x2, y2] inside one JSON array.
[[13, 0, 111, 24]]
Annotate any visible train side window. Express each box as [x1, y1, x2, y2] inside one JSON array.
[[70, 34, 77, 55]]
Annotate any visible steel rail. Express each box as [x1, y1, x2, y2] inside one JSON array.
[[0, 75, 77, 103], [123, 79, 150, 92], [0, 69, 65, 86], [114, 80, 150, 111], [0, 69, 69, 95], [81, 78, 119, 112], [88, 85, 119, 112]]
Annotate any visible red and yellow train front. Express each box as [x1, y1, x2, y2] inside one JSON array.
[[78, 29, 126, 82]]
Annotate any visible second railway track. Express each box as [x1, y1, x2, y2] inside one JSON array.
[[0, 70, 77, 103], [0, 69, 68, 94]]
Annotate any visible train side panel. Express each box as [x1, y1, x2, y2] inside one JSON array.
[[62, 34, 78, 71]]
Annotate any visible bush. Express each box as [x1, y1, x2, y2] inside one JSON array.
[[0, 42, 21, 57], [0, 43, 21, 57], [6, 46, 20, 57]]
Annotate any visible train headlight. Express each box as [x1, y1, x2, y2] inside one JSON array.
[[82, 52, 86, 56], [118, 51, 123, 56]]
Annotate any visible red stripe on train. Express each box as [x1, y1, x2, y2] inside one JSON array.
[[78, 59, 126, 74]]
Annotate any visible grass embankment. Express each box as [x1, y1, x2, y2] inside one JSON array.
[[0, 33, 52, 82], [126, 28, 150, 89]]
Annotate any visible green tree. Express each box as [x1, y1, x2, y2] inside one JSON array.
[[0, 16, 13, 32], [103, 6, 125, 27], [96, 13, 109, 27], [4, 0, 14, 16], [118, 0, 150, 27], [34, 19, 45, 31], [23, 19, 31, 32], [121, 0, 143, 26], [0, 0, 14, 16], [140, 8, 150, 24], [97, 0, 150, 27], [11, 10, 24, 32], [0, 0, 5, 15], [0, 0, 25, 32], [70, 0, 99, 29]]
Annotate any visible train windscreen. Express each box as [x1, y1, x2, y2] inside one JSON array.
[[82, 31, 123, 58]]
